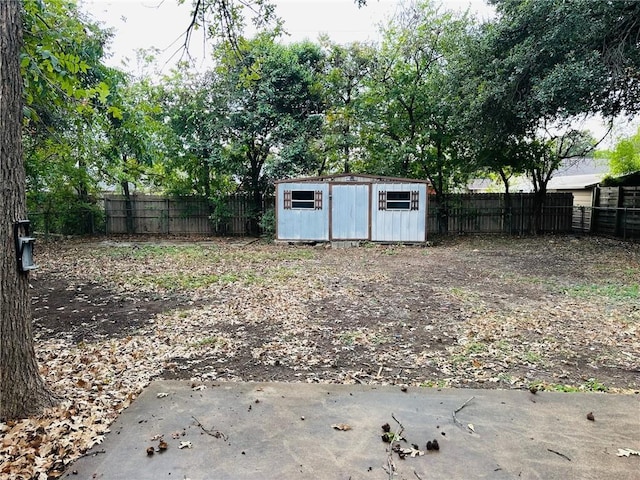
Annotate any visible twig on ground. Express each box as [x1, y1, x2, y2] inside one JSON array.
[[383, 456, 395, 479], [547, 448, 571, 461], [383, 413, 407, 480], [77, 449, 106, 459], [242, 238, 261, 247], [452, 396, 475, 428], [414, 470, 425, 480], [391, 413, 406, 434], [191, 416, 228, 441]]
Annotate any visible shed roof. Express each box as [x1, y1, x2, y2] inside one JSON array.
[[275, 173, 430, 184]]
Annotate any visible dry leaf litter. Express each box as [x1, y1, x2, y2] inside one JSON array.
[[1, 235, 638, 478]]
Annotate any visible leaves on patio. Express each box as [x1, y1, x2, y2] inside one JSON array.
[[331, 423, 352, 431], [617, 448, 640, 457]]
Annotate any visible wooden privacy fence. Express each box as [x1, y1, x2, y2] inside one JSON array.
[[427, 193, 574, 235], [573, 186, 640, 239], [106, 192, 575, 237], [104, 194, 256, 235]]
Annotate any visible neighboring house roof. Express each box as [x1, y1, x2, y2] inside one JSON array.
[[546, 173, 605, 190], [554, 157, 609, 176], [468, 157, 610, 193]]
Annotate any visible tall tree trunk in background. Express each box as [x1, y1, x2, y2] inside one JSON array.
[[0, 0, 56, 420], [498, 169, 513, 233], [121, 180, 135, 234], [121, 154, 135, 234]]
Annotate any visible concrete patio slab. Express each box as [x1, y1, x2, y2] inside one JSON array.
[[66, 381, 639, 479]]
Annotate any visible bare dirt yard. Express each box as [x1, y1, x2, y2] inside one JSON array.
[[2, 234, 639, 478]]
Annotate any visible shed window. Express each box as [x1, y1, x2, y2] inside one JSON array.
[[285, 190, 323, 210], [387, 191, 411, 210], [379, 190, 420, 210]]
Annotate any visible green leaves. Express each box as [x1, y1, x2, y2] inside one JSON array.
[[360, 1, 473, 193], [603, 127, 640, 176], [488, 0, 640, 119]]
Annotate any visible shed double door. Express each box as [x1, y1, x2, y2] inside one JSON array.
[[330, 184, 370, 240]]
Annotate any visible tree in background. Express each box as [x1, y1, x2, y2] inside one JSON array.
[[23, 0, 115, 235], [461, 0, 619, 232], [361, 0, 473, 232], [98, 69, 170, 234], [155, 67, 238, 232], [157, 68, 232, 199], [319, 39, 375, 174], [603, 127, 640, 177], [217, 34, 325, 232]]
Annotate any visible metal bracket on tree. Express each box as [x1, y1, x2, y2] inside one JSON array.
[[13, 220, 38, 273]]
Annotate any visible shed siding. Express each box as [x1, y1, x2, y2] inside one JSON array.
[[371, 183, 427, 242], [277, 183, 329, 240]]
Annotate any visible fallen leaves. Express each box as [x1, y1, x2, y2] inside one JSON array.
[[617, 448, 640, 457], [331, 423, 352, 431], [392, 444, 424, 458]]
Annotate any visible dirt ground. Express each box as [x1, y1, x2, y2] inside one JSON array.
[[5, 234, 639, 478], [32, 234, 640, 393]]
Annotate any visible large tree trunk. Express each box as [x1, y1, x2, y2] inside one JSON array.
[[0, 1, 56, 420]]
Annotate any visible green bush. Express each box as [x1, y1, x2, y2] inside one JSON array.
[[28, 192, 104, 236], [259, 208, 276, 238]]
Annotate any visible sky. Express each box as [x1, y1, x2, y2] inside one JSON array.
[[80, 0, 496, 72]]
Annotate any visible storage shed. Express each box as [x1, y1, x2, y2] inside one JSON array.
[[275, 174, 429, 243]]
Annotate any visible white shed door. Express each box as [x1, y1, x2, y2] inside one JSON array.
[[331, 184, 370, 240]]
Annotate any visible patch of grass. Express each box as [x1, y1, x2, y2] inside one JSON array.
[[129, 271, 238, 290], [465, 342, 487, 354], [129, 267, 299, 290], [223, 249, 315, 263], [566, 283, 639, 300], [449, 287, 479, 302], [420, 379, 449, 388], [191, 336, 228, 348], [524, 350, 542, 364], [100, 245, 214, 262], [530, 381, 580, 393], [152, 273, 224, 290], [339, 331, 363, 346], [528, 378, 608, 393], [583, 377, 608, 392]]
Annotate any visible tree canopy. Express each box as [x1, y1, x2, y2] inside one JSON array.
[[19, 0, 640, 238]]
